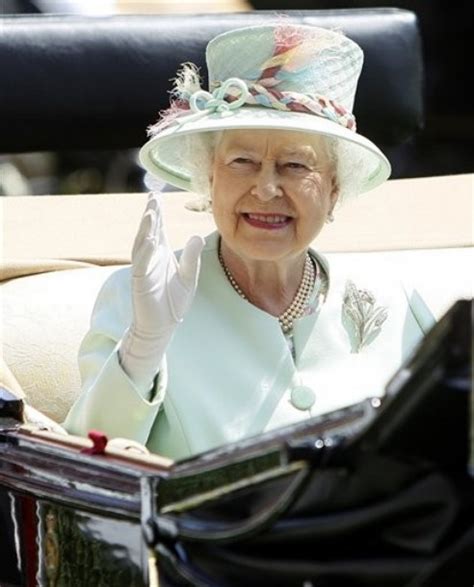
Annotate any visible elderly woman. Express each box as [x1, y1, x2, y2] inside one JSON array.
[[64, 24, 432, 459]]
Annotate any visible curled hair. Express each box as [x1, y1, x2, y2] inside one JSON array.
[[182, 131, 221, 212]]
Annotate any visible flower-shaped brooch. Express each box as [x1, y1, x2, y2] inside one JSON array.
[[342, 280, 388, 353]]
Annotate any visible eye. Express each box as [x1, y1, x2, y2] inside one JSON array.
[[283, 162, 310, 171], [231, 157, 254, 165], [228, 157, 257, 171]]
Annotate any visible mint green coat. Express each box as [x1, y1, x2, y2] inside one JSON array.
[[64, 232, 434, 460]]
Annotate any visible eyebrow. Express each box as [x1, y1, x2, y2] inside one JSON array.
[[279, 147, 319, 161], [280, 148, 314, 156], [223, 143, 259, 155], [223, 144, 318, 158]]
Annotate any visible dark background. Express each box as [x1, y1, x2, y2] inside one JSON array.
[[1, 0, 472, 194]]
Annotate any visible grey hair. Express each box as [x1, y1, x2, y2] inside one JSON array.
[[181, 131, 370, 211], [181, 131, 221, 212], [331, 138, 374, 206]]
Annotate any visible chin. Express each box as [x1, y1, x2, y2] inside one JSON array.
[[234, 239, 299, 263]]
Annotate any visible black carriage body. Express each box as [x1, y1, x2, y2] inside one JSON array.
[[0, 426, 160, 586], [1, 300, 473, 587]]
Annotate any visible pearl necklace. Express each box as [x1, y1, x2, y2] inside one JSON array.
[[218, 246, 316, 334]]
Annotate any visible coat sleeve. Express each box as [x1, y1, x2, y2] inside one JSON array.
[[63, 267, 167, 445]]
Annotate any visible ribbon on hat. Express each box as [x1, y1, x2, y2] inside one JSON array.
[[173, 78, 249, 127], [151, 75, 356, 134], [190, 77, 249, 113], [211, 79, 356, 130]]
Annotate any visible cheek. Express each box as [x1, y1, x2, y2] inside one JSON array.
[[292, 177, 333, 240], [295, 178, 326, 213], [299, 175, 333, 208], [300, 172, 327, 191], [211, 184, 239, 232], [212, 168, 250, 213], [211, 192, 228, 223]]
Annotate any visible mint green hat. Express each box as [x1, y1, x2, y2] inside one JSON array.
[[139, 24, 391, 196]]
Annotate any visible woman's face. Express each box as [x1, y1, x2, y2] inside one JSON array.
[[210, 129, 339, 263]]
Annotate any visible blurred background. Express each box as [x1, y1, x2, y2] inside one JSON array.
[[1, 0, 472, 196]]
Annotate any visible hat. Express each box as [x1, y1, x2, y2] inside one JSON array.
[[139, 24, 391, 198]]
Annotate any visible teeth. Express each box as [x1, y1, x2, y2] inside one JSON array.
[[247, 214, 288, 224]]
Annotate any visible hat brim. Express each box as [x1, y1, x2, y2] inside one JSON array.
[[139, 106, 391, 194]]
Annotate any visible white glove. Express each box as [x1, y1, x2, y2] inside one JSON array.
[[119, 192, 204, 393]]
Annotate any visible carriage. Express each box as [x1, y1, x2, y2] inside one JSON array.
[[1, 8, 473, 586]]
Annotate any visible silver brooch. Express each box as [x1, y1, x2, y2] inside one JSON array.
[[342, 280, 388, 353]]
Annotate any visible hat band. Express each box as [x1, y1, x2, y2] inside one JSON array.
[[209, 78, 356, 131], [152, 76, 356, 134]]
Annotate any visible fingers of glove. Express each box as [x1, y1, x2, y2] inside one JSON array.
[[177, 235, 205, 290], [142, 192, 173, 259], [132, 192, 161, 256], [132, 201, 155, 257], [146, 191, 160, 220], [154, 196, 173, 255], [146, 189, 158, 206], [144, 192, 166, 248], [132, 238, 158, 280], [132, 209, 157, 277]]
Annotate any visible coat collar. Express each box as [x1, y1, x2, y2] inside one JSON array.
[[201, 231, 332, 364]]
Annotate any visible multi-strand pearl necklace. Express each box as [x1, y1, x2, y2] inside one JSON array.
[[218, 246, 316, 334]]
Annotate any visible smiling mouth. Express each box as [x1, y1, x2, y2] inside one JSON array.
[[242, 213, 293, 230]]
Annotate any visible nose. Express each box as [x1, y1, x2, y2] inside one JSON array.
[[251, 163, 283, 201]]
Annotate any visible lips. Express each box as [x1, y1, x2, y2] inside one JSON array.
[[242, 212, 292, 230]]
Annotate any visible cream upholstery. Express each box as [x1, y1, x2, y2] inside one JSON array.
[[1, 174, 472, 423], [1, 265, 120, 422]]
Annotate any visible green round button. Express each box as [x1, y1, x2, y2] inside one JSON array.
[[290, 385, 316, 410]]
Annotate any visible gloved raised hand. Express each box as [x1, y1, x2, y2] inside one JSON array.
[[119, 192, 204, 393]]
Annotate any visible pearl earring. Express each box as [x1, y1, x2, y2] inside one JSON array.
[[326, 211, 335, 223]]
